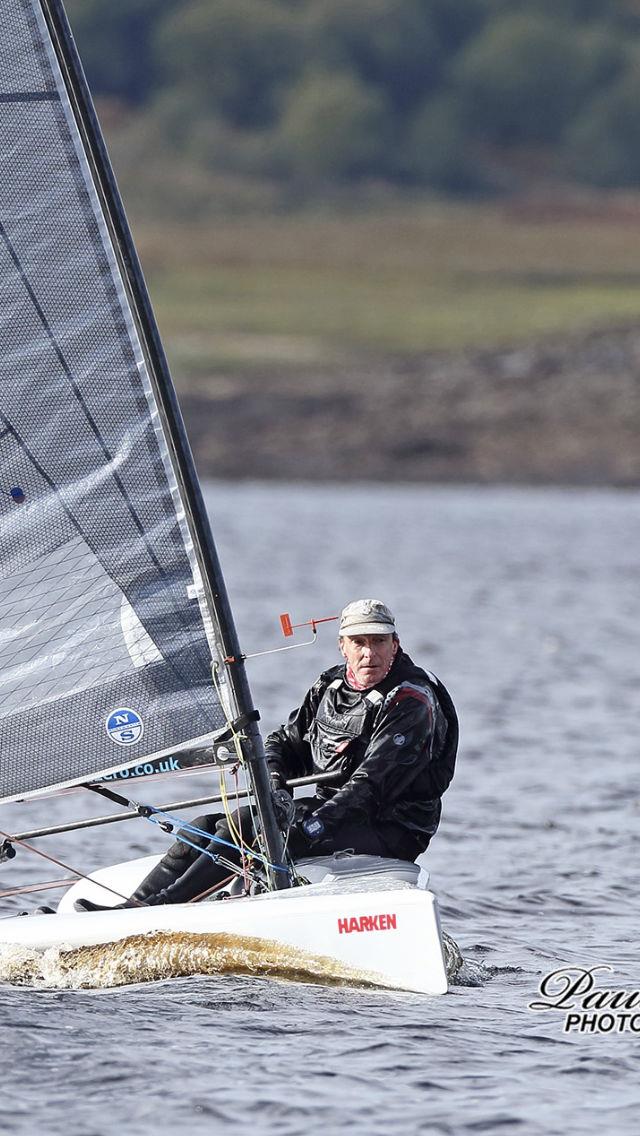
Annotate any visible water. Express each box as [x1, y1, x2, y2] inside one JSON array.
[[1, 483, 639, 1135]]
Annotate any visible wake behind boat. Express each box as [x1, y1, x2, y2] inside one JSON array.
[[0, 0, 451, 995]]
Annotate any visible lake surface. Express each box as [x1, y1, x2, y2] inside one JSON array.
[[1, 483, 639, 1135]]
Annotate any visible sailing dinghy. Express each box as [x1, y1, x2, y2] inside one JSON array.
[[0, 0, 449, 995]]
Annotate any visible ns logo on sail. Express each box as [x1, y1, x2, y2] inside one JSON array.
[[105, 708, 144, 746]]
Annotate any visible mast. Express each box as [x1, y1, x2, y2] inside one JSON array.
[[39, 0, 289, 889]]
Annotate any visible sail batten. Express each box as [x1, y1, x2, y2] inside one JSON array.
[[0, 0, 237, 804]]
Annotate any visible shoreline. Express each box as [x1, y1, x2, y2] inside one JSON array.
[[178, 324, 640, 486]]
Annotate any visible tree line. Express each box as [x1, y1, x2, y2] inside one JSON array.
[[66, 0, 640, 193]]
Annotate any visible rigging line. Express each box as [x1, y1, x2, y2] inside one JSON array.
[[211, 663, 265, 870], [190, 872, 237, 902], [0, 878, 75, 899], [0, 827, 139, 907], [219, 767, 257, 889], [147, 812, 289, 874], [219, 769, 249, 859], [0, 228, 211, 683], [215, 720, 254, 853], [232, 766, 251, 890], [145, 822, 260, 885], [0, 872, 239, 906], [147, 812, 257, 864]]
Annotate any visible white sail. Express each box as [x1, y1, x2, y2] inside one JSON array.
[[0, 0, 237, 803]]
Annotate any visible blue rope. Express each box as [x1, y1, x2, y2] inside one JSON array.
[[146, 808, 289, 874]]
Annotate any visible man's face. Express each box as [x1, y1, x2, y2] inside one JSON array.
[[339, 634, 398, 687]]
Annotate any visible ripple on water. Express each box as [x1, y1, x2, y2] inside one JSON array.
[[3, 485, 640, 1136]]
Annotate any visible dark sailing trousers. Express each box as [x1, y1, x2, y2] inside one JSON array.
[[139, 798, 422, 904]]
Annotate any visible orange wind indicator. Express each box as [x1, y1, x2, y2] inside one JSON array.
[[280, 613, 338, 639], [224, 612, 339, 665]]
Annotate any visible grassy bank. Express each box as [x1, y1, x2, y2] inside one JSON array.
[[130, 199, 640, 377]]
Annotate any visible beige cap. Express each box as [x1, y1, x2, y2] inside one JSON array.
[[339, 599, 396, 637]]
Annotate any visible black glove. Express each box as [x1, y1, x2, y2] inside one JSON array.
[[272, 788, 296, 829]]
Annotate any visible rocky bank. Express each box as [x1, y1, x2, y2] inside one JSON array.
[[179, 325, 640, 485]]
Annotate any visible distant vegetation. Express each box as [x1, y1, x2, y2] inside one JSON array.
[[136, 201, 640, 370], [65, 0, 640, 206]]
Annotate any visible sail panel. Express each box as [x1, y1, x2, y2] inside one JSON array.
[[0, 0, 235, 803]]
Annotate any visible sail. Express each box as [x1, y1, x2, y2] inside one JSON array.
[[0, 0, 238, 804]]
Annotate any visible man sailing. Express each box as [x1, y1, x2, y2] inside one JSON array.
[[76, 599, 458, 910]]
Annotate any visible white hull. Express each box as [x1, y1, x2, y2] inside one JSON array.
[[0, 855, 448, 995]]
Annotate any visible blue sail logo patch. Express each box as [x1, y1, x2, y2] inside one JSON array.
[[106, 708, 144, 746]]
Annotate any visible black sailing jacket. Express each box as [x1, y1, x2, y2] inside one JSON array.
[[265, 650, 458, 855]]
